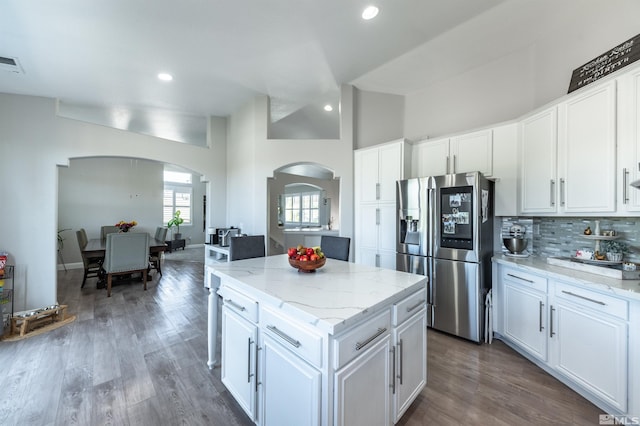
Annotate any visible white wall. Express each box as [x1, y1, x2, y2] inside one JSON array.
[[403, 0, 640, 140], [0, 94, 225, 311], [226, 85, 355, 243], [354, 88, 404, 149]]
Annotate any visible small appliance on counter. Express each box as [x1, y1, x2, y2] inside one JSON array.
[[218, 227, 241, 247], [503, 224, 530, 258]]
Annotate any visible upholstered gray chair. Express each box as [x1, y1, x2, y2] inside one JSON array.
[[102, 233, 149, 297], [101, 225, 120, 240], [320, 235, 350, 261], [150, 227, 168, 276], [76, 228, 103, 288], [229, 235, 265, 261]]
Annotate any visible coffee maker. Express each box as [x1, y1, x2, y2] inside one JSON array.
[[207, 228, 217, 245]]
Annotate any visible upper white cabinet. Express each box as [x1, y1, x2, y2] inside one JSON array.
[[492, 123, 519, 216], [355, 139, 410, 268], [617, 66, 640, 212], [558, 81, 617, 213], [520, 81, 617, 215], [520, 107, 558, 214], [412, 130, 493, 178]]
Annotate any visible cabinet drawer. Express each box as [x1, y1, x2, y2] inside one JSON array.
[[554, 281, 628, 320], [501, 267, 547, 293], [260, 306, 323, 368], [393, 288, 426, 326], [334, 309, 391, 369], [218, 285, 258, 323]]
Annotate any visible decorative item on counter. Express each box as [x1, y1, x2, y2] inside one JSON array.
[[287, 245, 326, 272], [601, 240, 629, 262], [0, 251, 7, 277], [623, 262, 637, 271], [602, 230, 617, 236], [115, 220, 137, 232], [575, 249, 594, 260], [583, 226, 592, 235]]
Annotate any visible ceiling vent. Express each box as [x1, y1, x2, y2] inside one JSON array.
[[0, 56, 23, 74]]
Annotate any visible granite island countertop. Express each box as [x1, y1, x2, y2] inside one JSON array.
[[207, 254, 427, 335], [493, 254, 640, 302]]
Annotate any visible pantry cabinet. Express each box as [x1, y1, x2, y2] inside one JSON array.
[[494, 262, 630, 415], [355, 139, 409, 268]]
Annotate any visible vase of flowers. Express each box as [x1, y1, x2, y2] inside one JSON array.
[[601, 240, 629, 262], [116, 220, 137, 232]]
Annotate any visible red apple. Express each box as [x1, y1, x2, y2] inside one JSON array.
[[288, 247, 297, 258], [306, 247, 314, 256], [299, 255, 309, 262], [310, 253, 319, 261]]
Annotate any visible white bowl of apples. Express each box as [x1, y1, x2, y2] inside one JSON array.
[[287, 245, 326, 273]]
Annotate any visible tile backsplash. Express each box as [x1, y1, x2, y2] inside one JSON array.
[[500, 217, 640, 263]]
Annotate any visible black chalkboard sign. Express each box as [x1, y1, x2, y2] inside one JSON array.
[[568, 33, 640, 93]]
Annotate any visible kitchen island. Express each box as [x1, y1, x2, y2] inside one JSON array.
[[206, 254, 427, 426]]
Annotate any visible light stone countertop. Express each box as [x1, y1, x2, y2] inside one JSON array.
[[207, 254, 427, 335], [492, 254, 640, 302]]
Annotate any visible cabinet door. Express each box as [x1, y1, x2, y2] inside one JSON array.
[[335, 335, 391, 426], [356, 148, 380, 203], [357, 204, 379, 252], [551, 300, 627, 412], [393, 309, 427, 422], [259, 333, 321, 426], [378, 143, 404, 202], [492, 123, 519, 216], [617, 68, 640, 211], [450, 130, 493, 176], [520, 107, 558, 213], [414, 138, 449, 177], [503, 282, 547, 362], [378, 203, 396, 253], [558, 82, 616, 213], [221, 307, 258, 421]]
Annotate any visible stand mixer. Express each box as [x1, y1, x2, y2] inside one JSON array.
[[503, 223, 530, 257]]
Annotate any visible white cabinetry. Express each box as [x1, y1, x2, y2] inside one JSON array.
[[495, 263, 629, 415], [412, 130, 493, 178], [355, 140, 409, 268], [500, 268, 548, 362], [335, 336, 391, 426], [617, 66, 640, 212], [259, 333, 321, 426], [520, 82, 617, 215], [492, 123, 519, 216], [221, 305, 259, 421], [550, 281, 627, 412]]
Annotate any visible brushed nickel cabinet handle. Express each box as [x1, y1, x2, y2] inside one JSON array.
[[623, 168, 630, 204], [550, 180, 555, 206], [398, 339, 404, 385], [406, 300, 424, 313], [446, 156, 450, 174], [550, 306, 556, 338], [506, 273, 534, 284], [266, 325, 301, 348], [225, 299, 246, 312], [376, 183, 380, 200], [539, 301, 544, 332], [561, 290, 606, 306], [390, 345, 396, 394], [355, 327, 387, 350], [452, 155, 456, 174], [560, 178, 565, 206], [247, 338, 253, 383]]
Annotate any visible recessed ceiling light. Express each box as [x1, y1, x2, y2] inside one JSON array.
[[324, 104, 333, 112], [158, 73, 173, 81], [362, 5, 379, 20]]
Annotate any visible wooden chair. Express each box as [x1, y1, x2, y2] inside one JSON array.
[[76, 228, 104, 288], [320, 235, 350, 261], [149, 227, 167, 276], [101, 225, 120, 240], [102, 233, 149, 297], [229, 235, 265, 261]]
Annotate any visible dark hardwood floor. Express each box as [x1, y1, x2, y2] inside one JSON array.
[[0, 250, 602, 425]]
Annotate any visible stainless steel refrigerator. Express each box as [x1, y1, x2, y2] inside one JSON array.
[[396, 172, 493, 343]]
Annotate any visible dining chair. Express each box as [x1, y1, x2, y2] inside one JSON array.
[[149, 227, 168, 276], [101, 225, 120, 240], [320, 235, 351, 261], [102, 233, 149, 297], [76, 228, 103, 288], [229, 235, 266, 261]]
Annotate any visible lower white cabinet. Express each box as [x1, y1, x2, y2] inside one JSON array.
[[221, 306, 258, 421], [259, 333, 321, 426], [550, 283, 628, 412], [495, 263, 630, 415], [335, 335, 391, 426], [392, 308, 427, 422]]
